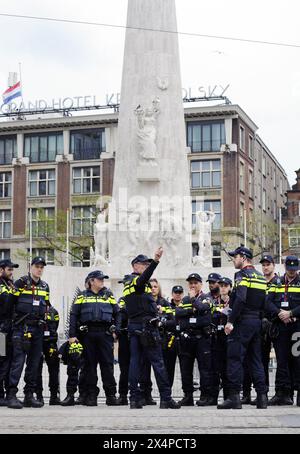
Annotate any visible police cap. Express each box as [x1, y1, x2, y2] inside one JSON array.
[[260, 254, 274, 264], [172, 285, 184, 293], [131, 254, 153, 266], [31, 256, 47, 266], [218, 277, 232, 286], [186, 273, 202, 283], [206, 273, 222, 283], [228, 246, 253, 259], [86, 270, 109, 280], [285, 256, 299, 271], [0, 259, 19, 269]]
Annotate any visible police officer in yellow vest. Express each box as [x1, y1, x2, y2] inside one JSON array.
[[7, 256, 49, 409], [69, 270, 120, 406], [123, 248, 180, 409]]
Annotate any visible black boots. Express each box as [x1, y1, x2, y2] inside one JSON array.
[[269, 390, 293, 406], [61, 393, 75, 406], [49, 392, 61, 406], [241, 393, 252, 405], [116, 395, 128, 405], [36, 392, 45, 406], [75, 394, 87, 405], [217, 393, 242, 409], [23, 392, 43, 408], [256, 393, 268, 409], [160, 399, 181, 409], [178, 393, 194, 406], [0, 395, 7, 406], [196, 395, 218, 407], [106, 395, 119, 406], [139, 395, 157, 406], [85, 393, 97, 406], [130, 400, 143, 409], [7, 391, 23, 409]]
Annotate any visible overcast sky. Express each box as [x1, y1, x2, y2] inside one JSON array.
[[0, 0, 299, 185]]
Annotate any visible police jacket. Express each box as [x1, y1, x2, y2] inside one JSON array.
[[228, 266, 267, 324], [44, 306, 59, 343], [175, 292, 211, 332], [263, 274, 281, 319], [0, 277, 17, 321], [155, 296, 175, 332], [69, 287, 119, 337], [122, 260, 159, 323], [118, 297, 128, 331], [210, 295, 231, 328], [14, 275, 50, 322], [266, 273, 300, 319]]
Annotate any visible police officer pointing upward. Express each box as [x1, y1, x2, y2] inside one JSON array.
[[217, 247, 268, 410], [123, 247, 180, 409]]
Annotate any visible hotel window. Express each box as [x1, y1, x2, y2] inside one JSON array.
[[0, 249, 10, 260], [72, 248, 91, 267], [249, 169, 254, 199], [70, 129, 106, 160], [72, 167, 100, 194], [280, 177, 283, 195], [240, 202, 245, 231], [24, 133, 63, 163], [262, 154, 266, 176], [0, 172, 12, 198], [212, 243, 221, 268], [192, 200, 221, 230], [28, 169, 55, 197], [289, 228, 300, 248], [273, 169, 276, 188], [273, 201, 277, 221], [240, 161, 245, 192], [0, 210, 11, 238], [30, 208, 55, 238], [239, 126, 245, 151], [262, 225, 267, 248], [187, 121, 225, 153], [72, 206, 96, 236], [190, 160, 221, 188], [249, 135, 254, 160], [0, 136, 17, 165], [262, 189, 267, 211]]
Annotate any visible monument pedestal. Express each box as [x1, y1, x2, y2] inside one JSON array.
[[137, 166, 160, 182]]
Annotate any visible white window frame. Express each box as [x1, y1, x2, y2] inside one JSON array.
[[239, 126, 245, 151], [0, 172, 12, 198], [72, 166, 101, 194], [30, 208, 55, 238], [190, 160, 221, 189], [0, 210, 11, 239], [72, 206, 96, 236], [288, 228, 300, 248], [28, 169, 56, 197]]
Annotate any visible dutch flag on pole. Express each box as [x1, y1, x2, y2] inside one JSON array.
[[2, 81, 22, 105]]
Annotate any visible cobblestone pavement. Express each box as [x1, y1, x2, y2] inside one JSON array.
[[1, 403, 300, 434]]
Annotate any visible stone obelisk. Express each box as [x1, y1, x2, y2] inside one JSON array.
[[109, 0, 192, 278]]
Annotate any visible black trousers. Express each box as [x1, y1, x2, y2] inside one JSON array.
[[211, 331, 229, 398], [273, 321, 300, 393], [0, 322, 12, 397], [66, 358, 87, 395], [36, 342, 60, 395], [178, 335, 215, 396], [118, 332, 130, 396], [243, 333, 272, 394], [82, 330, 116, 396], [227, 319, 266, 394], [162, 346, 178, 389], [9, 324, 44, 394]]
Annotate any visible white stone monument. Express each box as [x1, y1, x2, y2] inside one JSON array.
[[109, 0, 192, 279], [193, 211, 216, 267]]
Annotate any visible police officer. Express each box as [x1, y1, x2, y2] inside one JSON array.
[[242, 254, 280, 404], [0, 259, 19, 406], [217, 247, 268, 409], [211, 277, 232, 402], [150, 278, 177, 390], [35, 305, 60, 405], [7, 256, 49, 409], [69, 270, 120, 406], [205, 273, 222, 301], [176, 273, 215, 407], [123, 248, 179, 409], [267, 255, 300, 406]]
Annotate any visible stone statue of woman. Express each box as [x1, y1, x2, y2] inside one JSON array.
[[135, 97, 160, 166], [193, 210, 216, 267]]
